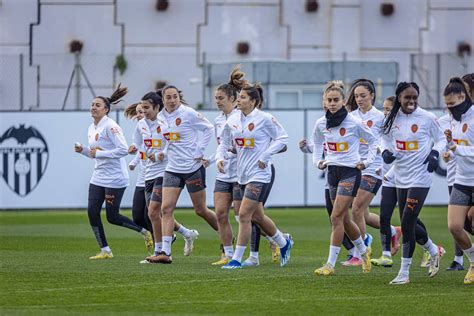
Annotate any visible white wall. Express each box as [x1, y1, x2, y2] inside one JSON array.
[[0, 110, 450, 209]]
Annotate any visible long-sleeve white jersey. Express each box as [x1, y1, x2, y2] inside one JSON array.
[[79, 116, 129, 188], [312, 114, 377, 169], [381, 106, 446, 189], [438, 113, 456, 186], [132, 118, 169, 181], [157, 105, 214, 174], [216, 108, 288, 185], [382, 163, 396, 188], [213, 109, 239, 183], [129, 150, 146, 187], [350, 107, 385, 179], [450, 106, 474, 186]]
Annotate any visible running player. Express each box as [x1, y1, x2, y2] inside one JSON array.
[[382, 82, 446, 285], [150, 86, 217, 264], [74, 85, 153, 259], [217, 82, 294, 269], [442, 77, 474, 284], [313, 81, 375, 276]]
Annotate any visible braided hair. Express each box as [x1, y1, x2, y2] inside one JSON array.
[[382, 82, 419, 134]]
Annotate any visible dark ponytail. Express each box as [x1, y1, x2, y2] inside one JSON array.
[[382, 82, 419, 134], [345, 79, 376, 112], [141, 91, 164, 111], [444, 77, 472, 104], [242, 83, 264, 109], [462, 73, 474, 100], [97, 83, 128, 114], [124, 102, 140, 119]]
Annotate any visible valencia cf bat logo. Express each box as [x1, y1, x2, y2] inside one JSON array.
[[248, 123, 255, 131], [367, 120, 373, 128], [339, 127, 346, 136], [462, 123, 468, 133], [411, 124, 418, 133], [0, 125, 49, 196], [175, 118, 182, 126]]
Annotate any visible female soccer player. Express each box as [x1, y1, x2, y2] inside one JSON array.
[[443, 77, 474, 284], [151, 86, 217, 264], [127, 91, 199, 263], [216, 82, 293, 269], [382, 82, 446, 284], [124, 102, 153, 235], [74, 85, 153, 259], [371, 96, 402, 267], [312, 81, 375, 276]]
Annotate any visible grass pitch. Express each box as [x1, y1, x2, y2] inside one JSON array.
[[0, 207, 472, 315]]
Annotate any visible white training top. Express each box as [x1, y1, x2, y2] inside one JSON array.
[[132, 118, 169, 181], [381, 163, 396, 188], [381, 106, 446, 189], [158, 105, 214, 174], [449, 106, 474, 187], [211, 109, 239, 183], [438, 113, 456, 187], [312, 113, 377, 169], [79, 116, 129, 188], [350, 106, 385, 180], [128, 150, 146, 187], [216, 108, 288, 185]]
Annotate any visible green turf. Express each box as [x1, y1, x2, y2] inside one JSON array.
[[0, 207, 472, 315]]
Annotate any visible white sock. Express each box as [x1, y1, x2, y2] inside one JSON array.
[[232, 245, 246, 263], [250, 251, 259, 260], [454, 255, 464, 265], [162, 236, 173, 255], [382, 251, 392, 258], [101, 246, 111, 253], [421, 238, 438, 256], [348, 247, 356, 256], [400, 257, 412, 276], [353, 248, 362, 259], [177, 225, 192, 238], [327, 246, 341, 267], [271, 230, 287, 248], [351, 237, 367, 255], [154, 242, 163, 253], [141, 228, 147, 235], [223, 246, 234, 258], [234, 215, 240, 223], [390, 226, 397, 237], [463, 244, 474, 263]]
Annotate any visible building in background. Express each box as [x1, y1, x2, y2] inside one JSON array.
[[0, 0, 473, 111]]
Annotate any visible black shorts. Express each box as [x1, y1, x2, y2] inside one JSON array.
[[240, 182, 273, 203], [163, 166, 206, 193], [327, 166, 361, 200], [449, 184, 474, 207], [214, 180, 242, 201], [359, 175, 382, 195], [145, 177, 163, 203]]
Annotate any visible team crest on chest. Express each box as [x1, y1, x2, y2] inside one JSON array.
[[367, 120, 373, 128], [157, 126, 161, 134], [462, 123, 468, 133], [339, 127, 346, 136], [175, 118, 182, 126], [248, 123, 255, 131], [411, 124, 418, 133], [95, 133, 99, 141]]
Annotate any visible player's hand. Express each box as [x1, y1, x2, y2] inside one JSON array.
[[299, 139, 308, 149], [74, 142, 83, 153], [128, 145, 137, 154], [257, 160, 267, 169], [356, 162, 366, 170], [157, 153, 165, 161], [318, 160, 327, 170], [217, 160, 225, 173], [442, 152, 450, 162], [449, 143, 457, 152], [201, 159, 209, 168], [444, 129, 453, 143], [129, 164, 136, 171], [149, 154, 156, 162]]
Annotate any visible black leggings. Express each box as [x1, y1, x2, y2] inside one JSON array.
[[379, 186, 398, 252], [88, 183, 143, 248], [132, 186, 152, 234], [325, 188, 354, 251], [250, 165, 275, 252], [397, 187, 430, 259]]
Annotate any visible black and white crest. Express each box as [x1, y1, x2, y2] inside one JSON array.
[[0, 125, 49, 196]]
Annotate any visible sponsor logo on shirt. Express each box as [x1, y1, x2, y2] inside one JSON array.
[[164, 132, 180, 142], [327, 142, 349, 152], [453, 139, 469, 146], [235, 138, 254, 148], [248, 123, 255, 131], [144, 139, 162, 148], [411, 124, 418, 133], [396, 140, 418, 151], [339, 128, 346, 136]]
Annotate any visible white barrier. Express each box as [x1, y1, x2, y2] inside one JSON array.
[[0, 110, 449, 209]]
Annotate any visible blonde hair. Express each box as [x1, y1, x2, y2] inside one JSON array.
[[124, 102, 141, 119], [323, 80, 345, 99]]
